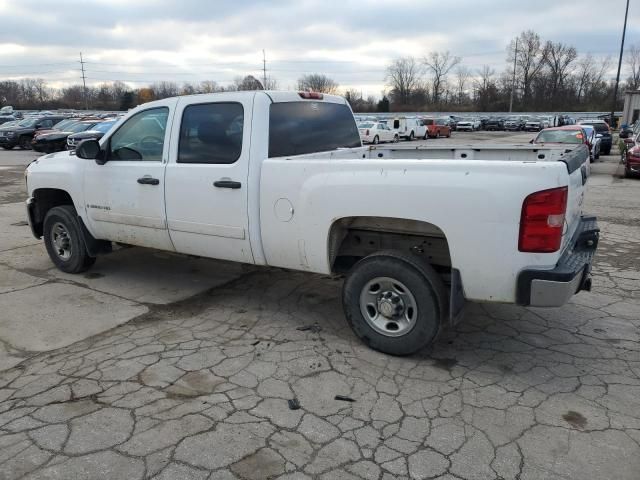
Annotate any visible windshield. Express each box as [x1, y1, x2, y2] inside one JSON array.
[[358, 123, 374, 129], [93, 121, 116, 133], [535, 129, 584, 144], [269, 101, 361, 157], [18, 119, 37, 127], [68, 122, 95, 133]]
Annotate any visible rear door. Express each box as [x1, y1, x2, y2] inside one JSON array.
[[164, 95, 254, 263]]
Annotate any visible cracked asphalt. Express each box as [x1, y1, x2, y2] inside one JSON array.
[[1, 133, 639, 480]]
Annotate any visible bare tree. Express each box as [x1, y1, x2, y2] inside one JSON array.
[[235, 75, 264, 91], [198, 80, 221, 93], [454, 66, 471, 104], [423, 51, 461, 104], [575, 54, 596, 103], [544, 41, 578, 104], [385, 57, 421, 105], [297, 73, 339, 94], [507, 30, 547, 108], [626, 44, 640, 90]]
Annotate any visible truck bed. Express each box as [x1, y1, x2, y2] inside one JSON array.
[[283, 144, 579, 163]]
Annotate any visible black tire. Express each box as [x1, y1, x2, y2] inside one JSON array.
[[603, 148, 611, 155], [393, 135, 399, 143], [372, 135, 379, 145], [1, 145, 13, 150], [19, 136, 32, 150], [342, 250, 446, 356], [43, 205, 96, 273]]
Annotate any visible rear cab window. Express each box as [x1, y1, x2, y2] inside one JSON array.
[[269, 101, 361, 158]]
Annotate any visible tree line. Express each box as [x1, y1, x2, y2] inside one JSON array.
[[1, 30, 639, 113], [381, 31, 639, 113]]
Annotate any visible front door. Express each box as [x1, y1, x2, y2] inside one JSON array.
[[83, 101, 176, 251], [164, 96, 254, 263]]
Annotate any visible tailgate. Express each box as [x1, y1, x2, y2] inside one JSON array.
[[559, 144, 590, 252]]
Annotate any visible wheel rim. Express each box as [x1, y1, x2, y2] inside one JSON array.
[[51, 222, 72, 261], [359, 277, 418, 337]]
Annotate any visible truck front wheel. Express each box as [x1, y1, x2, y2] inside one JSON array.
[[342, 251, 446, 355], [43, 205, 96, 273]]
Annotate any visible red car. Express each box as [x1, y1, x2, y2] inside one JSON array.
[[625, 145, 640, 178], [531, 126, 590, 153], [421, 117, 452, 138]]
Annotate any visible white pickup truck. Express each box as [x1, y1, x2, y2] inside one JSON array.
[[24, 91, 599, 355]]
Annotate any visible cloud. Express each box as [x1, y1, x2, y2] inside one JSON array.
[[0, 0, 637, 97]]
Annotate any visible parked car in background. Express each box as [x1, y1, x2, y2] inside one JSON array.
[[0, 115, 67, 149], [504, 116, 525, 131], [0, 114, 15, 125], [32, 120, 103, 153], [525, 117, 549, 132], [388, 116, 425, 141], [484, 117, 504, 131], [531, 127, 592, 165], [421, 118, 451, 138], [358, 121, 397, 144], [578, 119, 612, 155], [67, 120, 117, 150], [625, 144, 640, 177], [579, 125, 601, 161], [456, 118, 480, 131], [619, 124, 634, 139]]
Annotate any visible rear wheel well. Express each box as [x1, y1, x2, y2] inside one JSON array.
[[328, 217, 452, 276], [31, 188, 75, 237]]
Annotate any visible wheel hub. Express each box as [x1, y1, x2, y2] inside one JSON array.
[[51, 222, 72, 260], [359, 277, 418, 338], [377, 291, 405, 318]]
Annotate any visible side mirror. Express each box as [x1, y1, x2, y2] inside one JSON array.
[[35, 123, 42, 129], [529, 139, 534, 144], [76, 139, 104, 163]]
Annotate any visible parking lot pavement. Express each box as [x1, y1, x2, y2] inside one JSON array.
[[1, 135, 639, 479]]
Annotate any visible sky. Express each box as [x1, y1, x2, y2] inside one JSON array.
[[0, 0, 638, 98]]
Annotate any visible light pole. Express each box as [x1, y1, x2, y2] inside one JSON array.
[[610, 0, 630, 128]]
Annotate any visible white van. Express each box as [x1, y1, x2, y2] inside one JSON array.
[[389, 116, 426, 140]]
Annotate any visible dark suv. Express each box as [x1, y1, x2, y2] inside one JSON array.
[[0, 115, 67, 150], [484, 117, 505, 131], [578, 120, 612, 155]]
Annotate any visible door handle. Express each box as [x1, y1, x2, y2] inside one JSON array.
[[213, 180, 242, 189], [137, 176, 160, 185]]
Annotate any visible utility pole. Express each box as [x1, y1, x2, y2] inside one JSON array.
[[79, 52, 88, 110], [610, 0, 630, 128], [509, 37, 518, 113], [262, 50, 267, 90]]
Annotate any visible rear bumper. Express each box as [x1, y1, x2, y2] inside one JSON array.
[[516, 215, 599, 307]]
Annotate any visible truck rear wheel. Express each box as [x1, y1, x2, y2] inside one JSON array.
[[43, 205, 96, 273], [342, 250, 446, 355]]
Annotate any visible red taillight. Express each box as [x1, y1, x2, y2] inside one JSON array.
[[519, 186, 568, 253], [365, 129, 370, 136], [298, 91, 324, 100]]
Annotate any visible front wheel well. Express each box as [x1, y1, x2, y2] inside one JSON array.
[[30, 188, 75, 237]]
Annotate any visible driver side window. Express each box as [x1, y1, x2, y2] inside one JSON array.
[[109, 107, 169, 162]]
